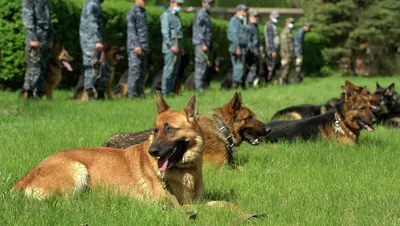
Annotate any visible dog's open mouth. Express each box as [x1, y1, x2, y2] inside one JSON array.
[[358, 119, 375, 132], [157, 139, 188, 172], [62, 61, 73, 71]]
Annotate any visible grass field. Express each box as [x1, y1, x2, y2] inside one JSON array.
[[1, 76, 399, 225]]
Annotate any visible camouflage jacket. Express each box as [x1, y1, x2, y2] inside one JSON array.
[[227, 16, 247, 53], [22, 0, 53, 44], [264, 21, 279, 55], [160, 8, 183, 54], [127, 4, 148, 52], [280, 26, 293, 57], [192, 7, 212, 49], [79, 0, 104, 46], [294, 27, 306, 57], [246, 22, 260, 55]]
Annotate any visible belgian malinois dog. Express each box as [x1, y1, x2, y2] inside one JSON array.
[[374, 82, 400, 127], [103, 92, 269, 167], [262, 87, 377, 145], [14, 92, 206, 204], [271, 81, 381, 120]]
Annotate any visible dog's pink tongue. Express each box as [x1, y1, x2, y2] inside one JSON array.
[[62, 61, 73, 71], [366, 125, 375, 132], [158, 158, 169, 172]]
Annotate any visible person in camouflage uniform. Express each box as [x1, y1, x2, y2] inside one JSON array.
[[264, 10, 279, 83], [127, 0, 148, 98], [160, 0, 184, 96], [80, 0, 105, 100], [294, 22, 311, 83], [279, 17, 295, 86], [192, 0, 213, 92], [21, 0, 53, 99], [227, 4, 248, 89], [245, 11, 260, 88]]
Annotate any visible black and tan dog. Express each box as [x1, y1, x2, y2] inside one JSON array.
[[103, 92, 269, 167], [262, 87, 376, 145], [374, 82, 400, 127], [73, 45, 124, 100], [14, 92, 205, 204], [271, 81, 381, 120]]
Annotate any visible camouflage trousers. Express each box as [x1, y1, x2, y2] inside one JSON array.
[[230, 49, 246, 84], [162, 52, 181, 96], [22, 43, 49, 94], [245, 52, 259, 86], [194, 45, 207, 91], [81, 44, 105, 91], [128, 51, 148, 97], [280, 55, 293, 85]]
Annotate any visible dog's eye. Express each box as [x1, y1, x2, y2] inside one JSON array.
[[153, 128, 159, 135], [247, 116, 253, 122], [164, 123, 177, 134]]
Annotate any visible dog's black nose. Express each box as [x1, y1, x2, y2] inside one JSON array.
[[149, 147, 159, 157]]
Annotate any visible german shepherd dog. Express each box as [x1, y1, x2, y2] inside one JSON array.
[[262, 87, 376, 145], [44, 45, 73, 100], [374, 82, 400, 127], [271, 81, 381, 120], [73, 45, 124, 100], [14, 92, 206, 204], [103, 92, 269, 167]]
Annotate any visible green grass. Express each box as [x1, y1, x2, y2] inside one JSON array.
[[1, 76, 400, 225]]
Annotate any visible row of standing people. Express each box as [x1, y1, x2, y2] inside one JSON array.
[[20, 0, 311, 100]]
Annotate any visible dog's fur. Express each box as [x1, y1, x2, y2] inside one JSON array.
[[271, 81, 381, 120], [103, 92, 269, 167], [374, 82, 400, 127], [263, 87, 377, 145], [14, 93, 206, 204], [73, 45, 124, 100]]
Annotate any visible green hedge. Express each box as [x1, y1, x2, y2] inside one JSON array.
[[0, 0, 327, 89]]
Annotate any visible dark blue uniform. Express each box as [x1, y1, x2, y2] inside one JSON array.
[[22, 0, 53, 97], [228, 15, 247, 85], [192, 6, 212, 91], [127, 4, 148, 97], [79, 0, 105, 95], [160, 8, 183, 96], [245, 22, 260, 86]]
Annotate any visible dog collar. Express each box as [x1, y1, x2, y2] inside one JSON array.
[[212, 114, 236, 156]]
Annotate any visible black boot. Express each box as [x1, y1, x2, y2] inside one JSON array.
[[86, 88, 96, 101], [97, 91, 105, 100]]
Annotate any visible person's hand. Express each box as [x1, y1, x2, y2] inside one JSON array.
[[272, 51, 277, 58], [171, 45, 179, 54], [47, 41, 53, 49], [29, 41, 40, 49], [259, 46, 264, 54], [235, 48, 241, 56], [95, 42, 104, 51], [134, 46, 143, 56], [202, 45, 208, 52]]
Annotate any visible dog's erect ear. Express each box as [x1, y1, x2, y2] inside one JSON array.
[[238, 92, 243, 103], [184, 95, 198, 123], [228, 92, 242, 113], [344, 80, 360, 91], [386, 83, 395, 96], [344, 87, 355, 102], [156, 91, 170, 114], [376, 82, 382, 89], [360, 88, 370, 96]]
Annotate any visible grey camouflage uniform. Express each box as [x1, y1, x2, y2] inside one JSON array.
[[245, 22, 260, 86], [228, 15, 247, 84], [161, 8, 183, 96], [22, 0, 53, 96], [264, 20, 279, 81], [192, 6, 212, 91], [127, 4, 148, 97], [79, 0, 105, 92]]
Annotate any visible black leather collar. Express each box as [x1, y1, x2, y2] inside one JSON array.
[[212, 114, 236, 157]]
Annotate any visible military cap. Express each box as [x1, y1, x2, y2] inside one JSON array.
[[248, 11, 258, 17], [202, 0, 214, 2], [304, 22, 312, 27], [236, 4, 248, 11], [270, 10, 279, 18], [286, 17, 294, 23], [171, 0, 184, 3]]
